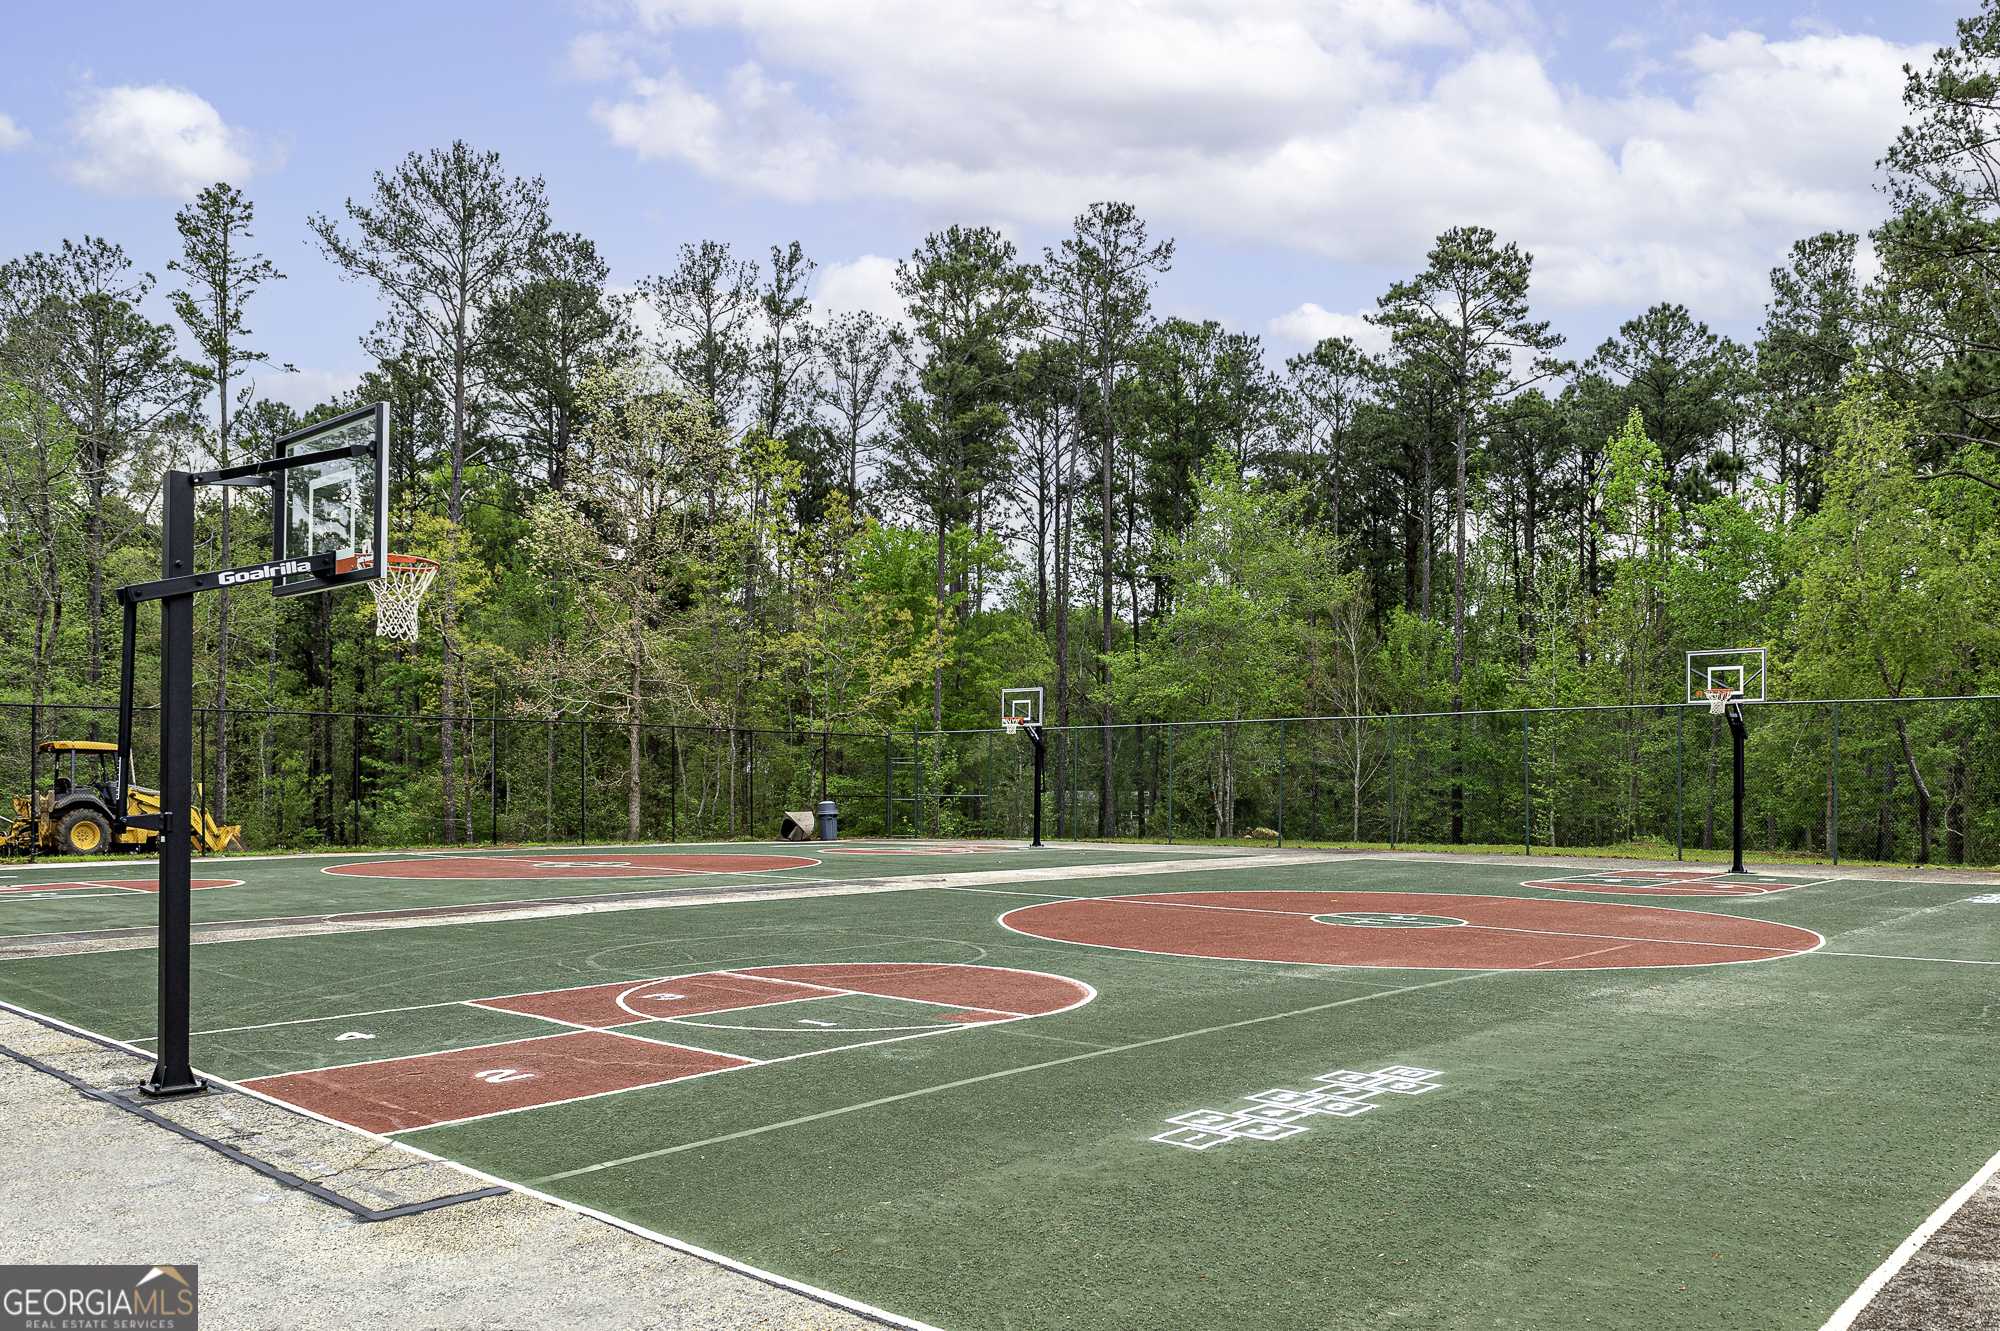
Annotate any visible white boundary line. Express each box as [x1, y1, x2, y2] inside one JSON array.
[[1819, 1145, 2000, 1331], [240, 1019, 752, 1083], [1810, 950, 2000, 966], [990, 890, 1827, 973], [0, 997, 944, 1331], [533, 970, 1493, 1183], [0, 874, 850, 950], [321, 853, 825, 882], [713, 967, 1037, 1018]]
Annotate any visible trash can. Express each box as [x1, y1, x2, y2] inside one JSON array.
[[816, 799, 838, 841]]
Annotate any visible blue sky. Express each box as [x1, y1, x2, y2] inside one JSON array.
[[0, 1, 1977, 412]]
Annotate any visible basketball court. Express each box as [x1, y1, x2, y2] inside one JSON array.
[[1, 839, 1995, 1331], [2, 402, 1990, 1329]]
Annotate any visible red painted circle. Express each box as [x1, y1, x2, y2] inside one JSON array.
[[0, 877, 239, 895], [1524, 869, 1791, 897], [1000, 890, 1821, 970], [324, 853, 818, 880]]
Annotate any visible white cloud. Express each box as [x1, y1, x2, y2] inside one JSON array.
[[814, 255, 905, 324], [566, 31, 640, 81], [65, 84, 255, 199], [581, 4, 1922, 319], [0, 113, 28, 151], [1268, 303, 1392, 356]]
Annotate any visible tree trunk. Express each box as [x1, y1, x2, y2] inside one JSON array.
[[933, 522, 947, 730], [1449, 401, 1467, 845], [628, 650, 643, 841], [441, 313, 467, 842], [1099, 367, 1115, 837], [1891, 716, 1932, 864], [212, 331, 232, 821], [1419, 439, 1434, 621]]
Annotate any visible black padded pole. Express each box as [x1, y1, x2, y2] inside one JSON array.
[[1728, 703, 1748, 875], [1029, 725, 1046, 848], [142, 470, 204, 1098]]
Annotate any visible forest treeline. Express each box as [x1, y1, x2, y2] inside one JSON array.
[[5, 9, 2000, 860]]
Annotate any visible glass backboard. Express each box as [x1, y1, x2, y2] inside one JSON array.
[[1685, 648, 1767, 705], [1001, 687, 1044, 730], [270, 403, 387, 598]]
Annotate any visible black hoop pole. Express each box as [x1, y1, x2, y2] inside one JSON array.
[[141, 469, 204, 1098], [1727, 702, 1748, 874], [1023, 723, 1046, 848]]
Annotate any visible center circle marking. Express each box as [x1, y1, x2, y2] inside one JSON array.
[[1313, 912, 1466, 929]]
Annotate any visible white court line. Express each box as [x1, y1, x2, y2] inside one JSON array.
[[395, 1023, 975, 1135], [397, 966, 1100, 1134], [241, 1024, 656, 1081], [1819, 1145, 2000, 1331], [0, 997, 944, 1331], [713, 968, 1033, 1019], [533, 970, 1493, 1183], [125, 996, 470, 1043], [1001, 891, 1815, 954], [0, 875, 846, 950], [1811, 950, 2000, 966]]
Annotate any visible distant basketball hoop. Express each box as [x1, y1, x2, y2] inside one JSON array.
[[1703, 686, 1739, 717], [369, 553, 439, 642]]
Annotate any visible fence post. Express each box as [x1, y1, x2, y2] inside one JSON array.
[[669, 725, 679, 844], [1675, 705, 1685, 862], [1166, 724, 1175, 845], [1276, 720, 1286, 847], [1522, 711, 1531, 855], [882, 733, 893, 837], [1387, 717, 1398, 852], [26, 703, 38, 864], [489, 688, 499, 845], [1829, 702, 1840, 865], [577, 720, 587, 844], [350, 715, 363, 845]]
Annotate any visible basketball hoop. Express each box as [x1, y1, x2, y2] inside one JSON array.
[[1002, 715, 1027, 735], [1703, 686, 1738, 717], [369, 553, 438, 642]]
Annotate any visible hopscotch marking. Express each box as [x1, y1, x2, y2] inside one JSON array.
[[1152, 1064, 1445, 1151]]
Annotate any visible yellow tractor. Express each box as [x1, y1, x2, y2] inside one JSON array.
[[5, 740, 244, 856]]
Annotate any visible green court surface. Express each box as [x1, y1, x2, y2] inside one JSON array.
[[2, 842, 1995, 1330]]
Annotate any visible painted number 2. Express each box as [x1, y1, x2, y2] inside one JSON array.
[[475, 1068, 535, 1084]]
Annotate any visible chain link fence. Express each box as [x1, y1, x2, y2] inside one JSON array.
[[4, 697, 1997, 865]]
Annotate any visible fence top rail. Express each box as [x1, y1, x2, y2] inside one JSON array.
[[906, 692, 2000, 737], [8, 692, 1995, 741], [0, 700, 883, 741]]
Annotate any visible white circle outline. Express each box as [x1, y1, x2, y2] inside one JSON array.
[[995, 889, 1827, 973]]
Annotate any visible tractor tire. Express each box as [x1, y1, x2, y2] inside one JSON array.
[[56, 808, 112, 855]]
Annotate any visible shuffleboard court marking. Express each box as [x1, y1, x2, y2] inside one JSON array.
[[998, 891, 1823, 971], [323, 853, 821, 881], [532, 970, 1495, 1183]]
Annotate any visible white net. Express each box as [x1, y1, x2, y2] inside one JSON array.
[[1704, 687, 1738, 716], [369, 554, 438, 642]]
